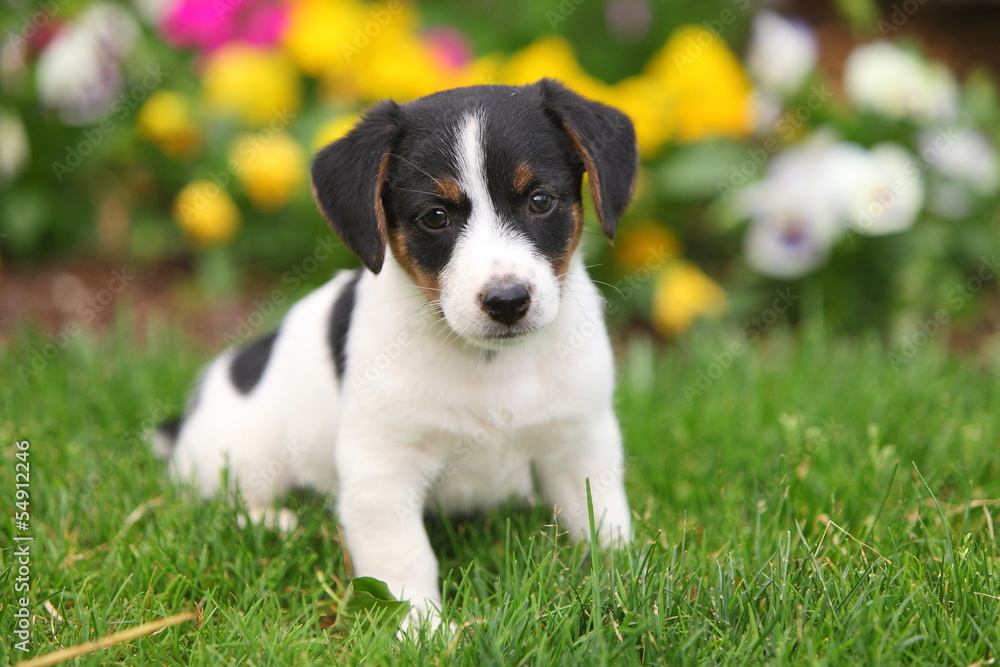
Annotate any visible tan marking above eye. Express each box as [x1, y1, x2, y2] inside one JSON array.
[[434, 177, 463, 204], [513, 162, 534, 194]]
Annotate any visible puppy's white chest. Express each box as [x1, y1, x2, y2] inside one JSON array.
[[424, 426, 536, 515]]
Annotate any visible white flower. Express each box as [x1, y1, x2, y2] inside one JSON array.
[[921, 127, 999, 193], [849, 143, 924, 236], [0, 109, 29, 184], [744, 210, 836, 279], [918, 127, 998, 219], [747, 10, 818, 98], [733, 137, 845, 278], [734, 134, 926, 277], [35, 3, 139, 125], [757, 134, 875, 225], [843, 41, 959, 124]]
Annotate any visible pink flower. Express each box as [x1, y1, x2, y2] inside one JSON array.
[[424, 27, 472, 73], [240, 2, 287, 48], [162, 0, 287, 53]]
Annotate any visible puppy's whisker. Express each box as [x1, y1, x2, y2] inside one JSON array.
[[561, 289, 595, 314], [404, 282, 445, 293], [396, 188, 441, 197], [588, 279, 625, 299], [379, 293, 431, 306], [389, 154, 443, 188]]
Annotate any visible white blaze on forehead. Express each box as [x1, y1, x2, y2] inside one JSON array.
[[455, 112, 497, 225], [439, 112, 563, 345], [450, 111, 534, 263]]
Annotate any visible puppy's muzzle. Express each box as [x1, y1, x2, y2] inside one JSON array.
[[481, 282, 531, 326]]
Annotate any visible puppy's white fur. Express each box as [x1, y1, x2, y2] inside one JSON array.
[[166, 110, 632, 624]]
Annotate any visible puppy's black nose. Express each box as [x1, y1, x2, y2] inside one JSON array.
[[481, 284, 531, 325]]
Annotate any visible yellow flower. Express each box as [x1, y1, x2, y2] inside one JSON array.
[[173, 180, 240, 247], [350, 28, 446, 102], [612, 75, 673, 158], [136, 91, 200, 158], [230, 131, 306, 211], [285, 0, 456, 102], [614, 221, 680, 271], [283, 0, 367, 78], [456, 53, 504, 87], [202, 45, 301, 126], [652, 261, 727, 337], [647, 26, 753, 143], [346, 6, 459, 102], [500, 36, 612, 102], [312, 113, 361, 150]]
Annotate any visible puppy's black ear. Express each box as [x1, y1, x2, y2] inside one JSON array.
[[311, 100, 402, 274], [538, 78, 638, 241]]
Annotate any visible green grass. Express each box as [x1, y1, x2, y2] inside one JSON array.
[[2, 320, 999, 665]]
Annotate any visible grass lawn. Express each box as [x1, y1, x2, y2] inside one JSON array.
[[1, 320, 998, 665]]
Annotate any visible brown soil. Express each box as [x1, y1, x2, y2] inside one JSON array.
[[0, 258, 273, 349]]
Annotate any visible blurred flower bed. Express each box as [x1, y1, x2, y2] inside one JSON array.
[[1, 0, 998, 338]]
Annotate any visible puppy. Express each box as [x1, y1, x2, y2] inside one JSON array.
[[155, 79, 638, 626]]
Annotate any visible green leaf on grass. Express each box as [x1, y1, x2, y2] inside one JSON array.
[[338, 577, 411, 630]]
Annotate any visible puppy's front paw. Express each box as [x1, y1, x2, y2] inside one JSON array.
[[395, 598, 458, 640], [237, 507, 299, 533], [597, 517, 633, 550]]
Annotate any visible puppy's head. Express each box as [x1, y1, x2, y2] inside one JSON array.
[[311, 79, 637, 349]]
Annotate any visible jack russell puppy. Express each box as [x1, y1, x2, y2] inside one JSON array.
[[155, 78, 638, 627]]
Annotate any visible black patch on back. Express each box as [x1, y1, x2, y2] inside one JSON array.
[[329, 271, 362, 380], [230, 330, 280, 394]]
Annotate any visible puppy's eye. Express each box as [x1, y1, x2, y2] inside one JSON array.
[[528, 193, 555, 215], [417, 208, 450, 230]]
